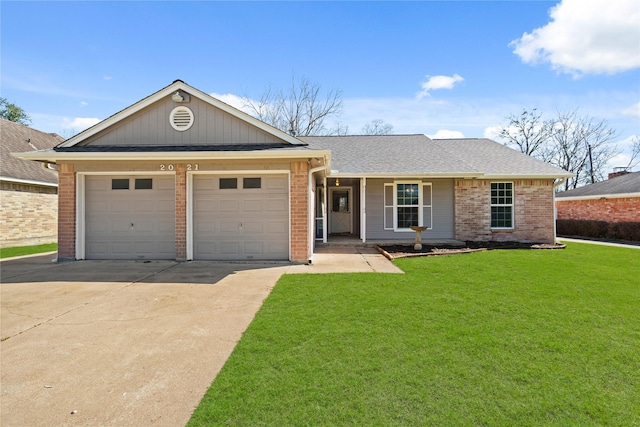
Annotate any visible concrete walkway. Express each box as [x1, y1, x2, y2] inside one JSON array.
[[0, 248, 400, 427]]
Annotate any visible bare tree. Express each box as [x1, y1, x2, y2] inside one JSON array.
[[242, 74, 343, 136], [624, 136, 640, 171], [498, 108, 554, 160], [361, 119, 394, 135], [548, 110, 618, 190]]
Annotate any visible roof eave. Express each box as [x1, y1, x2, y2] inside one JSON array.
[[13, 149, 331, 162], [0, 176, 58, 187], [556, 192, 640, 201]]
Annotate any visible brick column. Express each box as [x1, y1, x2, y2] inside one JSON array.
[[290, 161, 309, 263], [57, 163, 76, 260], [175, 164, 187, 261], [454, 179, 492, 242]]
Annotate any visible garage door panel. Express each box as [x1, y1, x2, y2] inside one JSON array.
[[219, 200, 240, 212], [85, 176, 175, 260], [266, 176, 287, 189], [193, 174, 289, 260], [111, 201, 131, 212], [220, 242, 240, 255], [243, 221, 263, 234], [243, 200, 262, 211], [266, 198, 287, 211], [266, 220, 288, 234]]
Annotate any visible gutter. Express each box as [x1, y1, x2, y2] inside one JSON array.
[[0, 176, 58, 188], [12, 149, 331, 163]]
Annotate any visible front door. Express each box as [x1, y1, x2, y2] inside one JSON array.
[[329, 187, 352, 234]]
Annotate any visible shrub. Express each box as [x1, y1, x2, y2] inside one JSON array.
[[557, 219, 640, 242]]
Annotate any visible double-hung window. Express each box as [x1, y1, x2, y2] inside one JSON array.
[[491, 182, 514, 228], [384, 181, 432, 231]]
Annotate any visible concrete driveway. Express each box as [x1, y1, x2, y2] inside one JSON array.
[[1, 248, 401, 426]]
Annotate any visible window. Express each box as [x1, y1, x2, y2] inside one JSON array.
[[243, 177, 261, 189], [112, 179, 129, 190], [219, 178, 237, 189], [491, 182, 514, 228], [384, 181, 433, 231], [332, 190, 349, 212], [135, 178, 153, 190]]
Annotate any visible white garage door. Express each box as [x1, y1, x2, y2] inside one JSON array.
[[193, 175, 289, 260], [85, 175, 176, 260]]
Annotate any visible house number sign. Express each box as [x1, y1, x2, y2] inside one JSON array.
[[159, 164, 199, 171]]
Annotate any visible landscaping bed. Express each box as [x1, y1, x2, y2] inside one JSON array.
[[376, 241, 565, 259]]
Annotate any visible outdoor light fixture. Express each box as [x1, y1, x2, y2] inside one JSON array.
[[172, 91, 185, 102], [335, 178, 340, 187]]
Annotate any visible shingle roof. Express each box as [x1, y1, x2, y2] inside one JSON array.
[[1, 119, 63, 185], [300, 135, 572, 178], [556, 172, 640, 198]]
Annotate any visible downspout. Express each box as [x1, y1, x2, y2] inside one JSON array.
[[552, 178, 567, 243], [308, 164, 328, 263]]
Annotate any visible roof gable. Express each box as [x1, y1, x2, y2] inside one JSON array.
[[58, 80, 304, 149]]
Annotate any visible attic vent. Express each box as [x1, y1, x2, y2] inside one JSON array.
[[169, 106, 194, 131]]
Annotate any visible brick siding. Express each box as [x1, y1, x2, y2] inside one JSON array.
[[175, 164, 187, 261], [556, 197, 640, 223], [290, 161, 309, 262], [454, 179, 556, 243], [0, 187, 57, 248], [57, 163, 76, 260]]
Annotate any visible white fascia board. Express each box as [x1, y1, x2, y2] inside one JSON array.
[[0, 176, 58, 187], [326, 172, 484, 179], [13, 149, 331, 163], [556, 193, 640, 201], [58, 81, 304, 148], [481, 173, 575, 180]]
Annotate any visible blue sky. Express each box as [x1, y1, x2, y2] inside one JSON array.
[[2, 0, 639, 170]]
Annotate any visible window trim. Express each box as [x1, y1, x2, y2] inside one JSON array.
[[384, 181, 433, 232], [490, 181, 514, 229]]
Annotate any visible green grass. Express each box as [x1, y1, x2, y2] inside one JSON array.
[[0, 242, 57, 259], [188, 243, 640, 426]]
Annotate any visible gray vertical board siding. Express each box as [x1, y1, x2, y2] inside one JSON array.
[[82, 95, 284, 146], [365, 178, 454, 240]]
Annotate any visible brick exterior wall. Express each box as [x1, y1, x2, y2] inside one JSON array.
[[556, 197, 640, 223], [0, 187, 57, 248], [175, 164, 187, 261], [290, 161, 310, 263], [454, 179, 556, 243], [57, 163, 76, 260]]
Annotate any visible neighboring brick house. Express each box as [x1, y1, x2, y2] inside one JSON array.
[[1, 119, 63, 248], [15, 80, 572, 262], [555, 171, 640, 239]]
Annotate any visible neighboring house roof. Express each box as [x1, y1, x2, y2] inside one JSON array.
[[1, 119, 62, 186], [556, 171, 640, 199], [301, 135, 572, 179]]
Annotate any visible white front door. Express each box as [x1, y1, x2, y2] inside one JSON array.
[[329, 187, 352, 234]]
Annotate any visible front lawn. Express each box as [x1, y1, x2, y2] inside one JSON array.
[[0, 243, 57, 259], [188, 243, 640, 426]]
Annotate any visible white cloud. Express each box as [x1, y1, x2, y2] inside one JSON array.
[[80, 101, 88, 107], [511, 0, 640, 76], [210, 92, 255, 115], [623, 102, 640, 118], [62, 117, 100, 131], [416, 74, 464, 99], [103, 75, 113, 81], [428, 129, 465, 139]]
